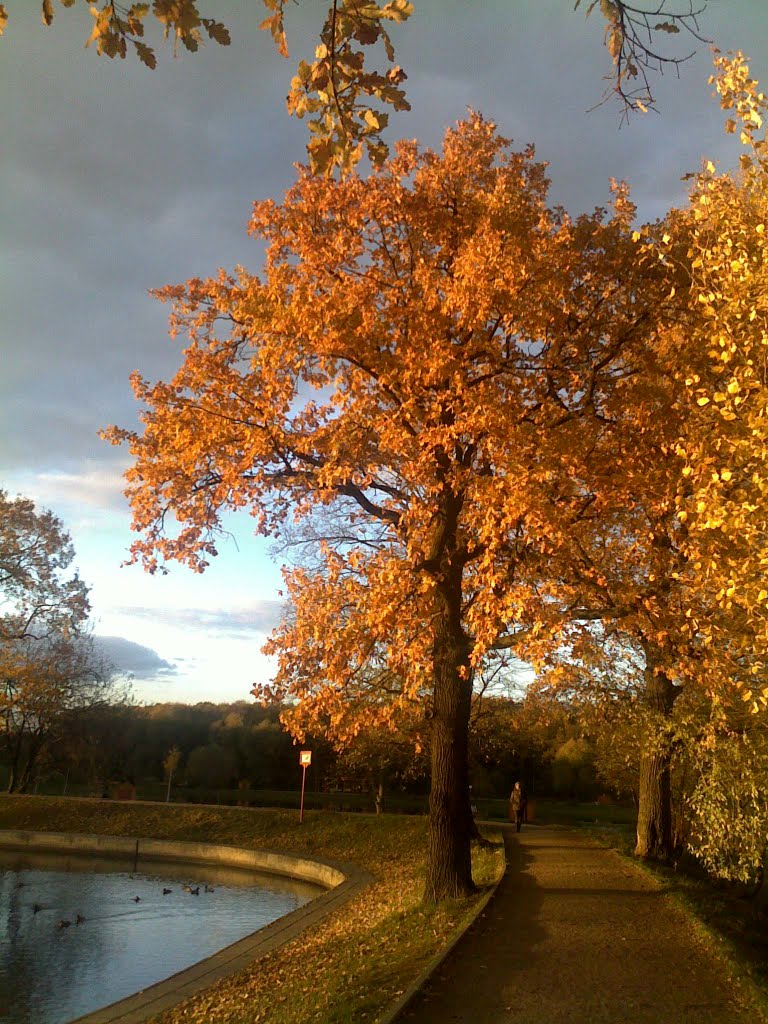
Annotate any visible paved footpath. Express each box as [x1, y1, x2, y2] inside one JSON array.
[[401, 826, 759, 1024]]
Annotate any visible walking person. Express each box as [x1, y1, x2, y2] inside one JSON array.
[[509, 781, 527, 832]]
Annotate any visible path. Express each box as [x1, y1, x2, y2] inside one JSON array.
[[400, 826, 758, 1024]]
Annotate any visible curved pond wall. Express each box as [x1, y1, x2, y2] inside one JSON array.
[[0, 829, 371, 1024]]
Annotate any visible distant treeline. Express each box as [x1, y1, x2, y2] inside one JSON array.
[[0, 696, 609, 807]]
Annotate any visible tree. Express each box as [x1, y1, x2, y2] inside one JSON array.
[[605, 51, 768, 857], [0, 489, 89, 643], [163, 743, 182, 801], [685, 702, 768, 887], [662, 52, 768, 714], [0, 629, 117, 792], [186, 742, 237, 789], [2, 2, 711, 174], [0, 492, 123, 792], [334, 719, 427, 814], [104, 115, 670, 898]]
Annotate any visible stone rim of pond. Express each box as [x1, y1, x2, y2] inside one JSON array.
[[0, 829, 372, 1024]]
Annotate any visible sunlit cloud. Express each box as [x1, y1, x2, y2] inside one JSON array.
[[112, 600, 284, 637], [8, 460, 130, 515]]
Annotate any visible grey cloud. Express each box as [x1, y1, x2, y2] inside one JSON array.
[[1, 1, 767, 483], [94, 635, 177, 679]]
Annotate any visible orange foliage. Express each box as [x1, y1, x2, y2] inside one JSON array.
[[105, 115, 679, 894], [104, 115, 674, 732]]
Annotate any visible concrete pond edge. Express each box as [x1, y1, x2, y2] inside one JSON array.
[[377, 826, 508, 1024], [0, 828, 372, 1024]]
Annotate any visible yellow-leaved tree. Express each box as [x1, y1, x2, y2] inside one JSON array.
[[525, 52, 768, 862], [667, 52, 768, 713], [104, 115, 673, 898]]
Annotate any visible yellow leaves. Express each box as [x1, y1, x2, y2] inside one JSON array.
[[17, 1, 232, 65], [260, 4, 289, 58], [697, 396, 710, 406], [280, 0, 414, 175]]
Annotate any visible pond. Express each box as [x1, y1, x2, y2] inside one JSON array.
[[0, 849, 321, 1024]]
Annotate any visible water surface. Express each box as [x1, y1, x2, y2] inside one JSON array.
[[0, 850, 319, 1024]]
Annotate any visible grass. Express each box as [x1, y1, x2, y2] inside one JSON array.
[[0, 794, 504, 1024], [581, 823, 768, 1021]]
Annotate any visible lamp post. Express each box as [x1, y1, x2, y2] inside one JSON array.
[[299, 750, 312, 824]]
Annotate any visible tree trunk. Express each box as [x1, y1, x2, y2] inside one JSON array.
[[5, 724, 25, 793], [425, 575, 475, 901], [635, 643, 677, 860]]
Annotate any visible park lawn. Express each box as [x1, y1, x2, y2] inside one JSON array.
[[0, 795, 503, 1024]]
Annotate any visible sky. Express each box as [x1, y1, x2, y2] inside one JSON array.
[[1, 1, 767, 704]]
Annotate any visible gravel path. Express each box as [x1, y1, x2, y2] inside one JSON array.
[[400, 826, 759, 1024]]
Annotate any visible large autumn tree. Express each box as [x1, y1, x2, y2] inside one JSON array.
[[105, 115, 671, 898]]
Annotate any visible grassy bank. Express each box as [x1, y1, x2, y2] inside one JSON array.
[[0, 795, 504, 1024]]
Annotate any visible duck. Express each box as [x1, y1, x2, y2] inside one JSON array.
[[33, 903, 42, 914], [132, 896, 141, 903], [188, 886, 200, 895], [75, 913, 85, 925], [162, 887, 172, 895], [57, 919, 71, 929], [204, 884, 214, 893]]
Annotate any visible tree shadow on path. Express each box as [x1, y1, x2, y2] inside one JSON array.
[[401, 826, 758, 1024], [401, 827, 547, 1023]]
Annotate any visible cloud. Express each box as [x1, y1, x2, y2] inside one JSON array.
[[94, 635, 178, 679], [18, 462, 130, 514], [113, 600, 284, 638]]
